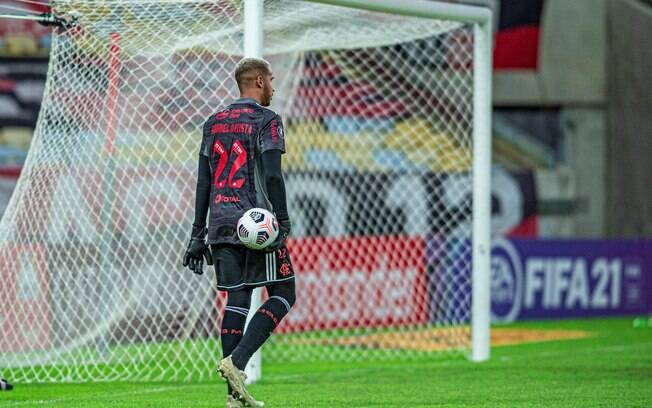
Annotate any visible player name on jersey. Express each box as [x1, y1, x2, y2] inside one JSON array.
[[211, 123, 253, 135]]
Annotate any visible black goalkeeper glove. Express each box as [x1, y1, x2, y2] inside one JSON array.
[[266, 215, 291, 252], [182, 225, 213, 275]]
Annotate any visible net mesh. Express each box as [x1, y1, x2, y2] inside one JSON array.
[[0, 0, 476, 382]]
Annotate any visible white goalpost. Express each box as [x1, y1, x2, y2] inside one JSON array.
[[0, 0, 492, 384], [310, 0, 493, 364]]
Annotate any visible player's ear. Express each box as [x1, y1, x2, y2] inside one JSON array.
[[256, 75, 264, 88]]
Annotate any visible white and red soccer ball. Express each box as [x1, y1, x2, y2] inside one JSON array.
[[237, 208, 279, 250]]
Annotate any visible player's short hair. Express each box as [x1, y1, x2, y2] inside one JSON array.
[[234, 58, 271, 91]]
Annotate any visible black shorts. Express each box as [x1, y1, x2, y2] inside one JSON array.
[[211, 244, 295, 292]]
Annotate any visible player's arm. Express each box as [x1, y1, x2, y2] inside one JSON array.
[[192, 154, 211, 236], [260, 114, 290, 251], [183, 125, 214, 274], [263, 149, 290, 251]]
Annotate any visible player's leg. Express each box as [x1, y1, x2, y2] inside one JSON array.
[[222, 288, 251, 407], [222, 289, 252, 361], [215, 245, 265, 407], [229, 280, 296, 371], [219, 280, 295, 407], [212, 244, 259, 407]]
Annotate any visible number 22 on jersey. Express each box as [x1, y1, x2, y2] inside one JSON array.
[[213, 139, 247, 189]]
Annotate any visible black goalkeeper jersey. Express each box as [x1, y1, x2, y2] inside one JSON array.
[[199, 98, 286, 245]]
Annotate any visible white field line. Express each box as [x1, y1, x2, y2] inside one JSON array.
[[4, 385, 179, 406]]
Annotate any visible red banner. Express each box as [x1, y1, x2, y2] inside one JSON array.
[[0, 244, 50, 352], [494, 0, 544, 70], [279, 235, 428, 333]]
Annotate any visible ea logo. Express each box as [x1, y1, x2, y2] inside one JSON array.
[[490, 238, 523, 323]]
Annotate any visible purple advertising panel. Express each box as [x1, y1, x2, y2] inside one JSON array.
[[428, 238, 652, 323]]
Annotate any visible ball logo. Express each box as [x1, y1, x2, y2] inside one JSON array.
[[490, 238, 523, 323], [256, 230, 269, 245], [249, 211, 264, 223], [238, 224, 249, 239]]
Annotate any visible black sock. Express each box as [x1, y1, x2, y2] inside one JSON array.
[[230, 295, 293, 370], [221, 290, 251, 395]]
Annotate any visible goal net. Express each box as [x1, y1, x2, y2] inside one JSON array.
[[0, 0, 488, 383]]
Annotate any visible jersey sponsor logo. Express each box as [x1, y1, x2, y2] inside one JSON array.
[[211, 123, 253, 135], [214, 194, 240, 203], [215, 108, 254, 120]]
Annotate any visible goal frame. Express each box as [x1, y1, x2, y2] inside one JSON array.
[[243, 0, 493, 382]]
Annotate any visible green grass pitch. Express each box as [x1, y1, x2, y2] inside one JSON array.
[[1, 317, 651, 407]]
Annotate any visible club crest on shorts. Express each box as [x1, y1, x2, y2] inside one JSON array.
[[279, 262, 291, 276]]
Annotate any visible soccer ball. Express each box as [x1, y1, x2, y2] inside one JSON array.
[[237, 208, 279, 250]]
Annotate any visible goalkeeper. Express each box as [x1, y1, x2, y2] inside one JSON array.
[[183, 58, 295, 408]]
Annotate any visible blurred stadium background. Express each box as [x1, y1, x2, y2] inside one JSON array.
[[0, 0, 651, 406], [2, 0, 651, 314], [2, 0, 652, 239]]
